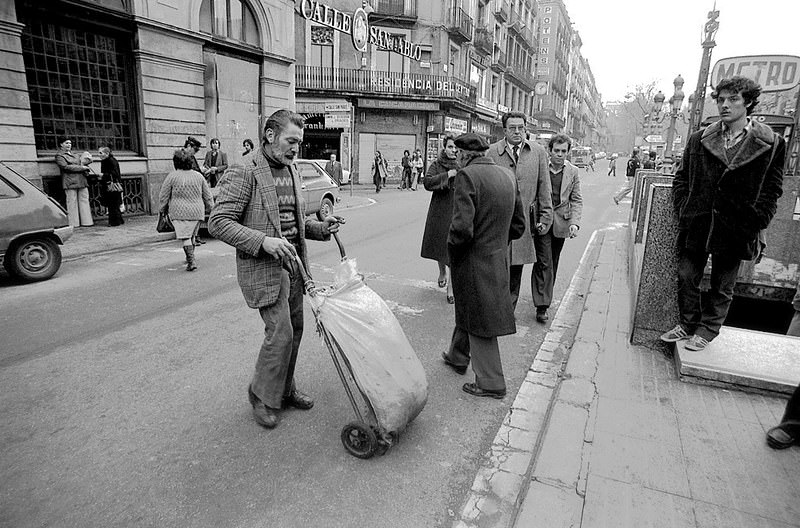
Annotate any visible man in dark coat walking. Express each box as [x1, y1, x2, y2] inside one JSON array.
[[441, 133, 526, 399], [661, 76, 785, 351]]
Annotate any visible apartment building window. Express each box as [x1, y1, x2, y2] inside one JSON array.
[[377, 34, 407, 74], [200, 0, 259, 46], [491, 74, 499, 102], [310, 26, 334, 68], [21, 16, 137, 152]]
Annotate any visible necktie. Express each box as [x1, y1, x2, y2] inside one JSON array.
[[513, 146, 520, 163]]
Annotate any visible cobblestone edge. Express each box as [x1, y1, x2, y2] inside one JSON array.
[[452, 229, 606, 528]]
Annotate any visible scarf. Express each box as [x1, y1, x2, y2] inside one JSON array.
[[437, 150, 460, 171]]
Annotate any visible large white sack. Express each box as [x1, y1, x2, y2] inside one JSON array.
[[309, 259, 428, 433]]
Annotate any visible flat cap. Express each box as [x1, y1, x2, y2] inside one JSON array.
[[454, 133, 489, 152]]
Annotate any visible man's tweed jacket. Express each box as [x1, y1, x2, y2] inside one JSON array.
[[209, 151, 329, 308]]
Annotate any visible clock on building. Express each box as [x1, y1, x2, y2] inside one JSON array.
[[534, 82, 548, 96]]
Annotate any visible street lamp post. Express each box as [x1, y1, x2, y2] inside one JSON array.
[[664, 74, 685, 168]]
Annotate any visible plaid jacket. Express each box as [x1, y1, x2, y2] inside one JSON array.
[[208, 152, 329, 308]]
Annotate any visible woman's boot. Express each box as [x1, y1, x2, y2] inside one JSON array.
[[183, 245, 197, 271]]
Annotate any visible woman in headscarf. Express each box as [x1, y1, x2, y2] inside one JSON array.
[[159, 149, 213, 271], [99, 146, 125, 226], [421, 135, 459, 303]]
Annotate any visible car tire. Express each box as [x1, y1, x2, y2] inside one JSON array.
[[5, 237, 62, 282], [317, 197, 334, 221]]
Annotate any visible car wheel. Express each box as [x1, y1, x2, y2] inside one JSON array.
[[316, 197, 334, 221], [6, 237, 62, 282]]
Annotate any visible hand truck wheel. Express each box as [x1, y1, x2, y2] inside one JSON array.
[[341, 421, 378, 459]]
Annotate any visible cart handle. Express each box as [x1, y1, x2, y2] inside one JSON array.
[[292, 254, 316, 294], [333, 232, 346, 260]]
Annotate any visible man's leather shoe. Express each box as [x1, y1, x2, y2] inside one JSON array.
[[766, 424, 799, 449], [442, 352, 467, 375], [252, 404, 279, 428], [462, 382, 506, 399], [536, 308, 548, 323], [283, 390, 314, 410]]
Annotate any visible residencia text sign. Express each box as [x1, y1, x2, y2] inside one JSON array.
[[711, 55, 800, 93], [300, 0, 423, 61]]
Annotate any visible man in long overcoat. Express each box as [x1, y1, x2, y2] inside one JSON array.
[[488, 112, 553, 311], [209, 109, 344, 429], [441, 133, 526, 399], [661, 76, 784, 351]]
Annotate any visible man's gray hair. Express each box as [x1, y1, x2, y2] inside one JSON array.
[[263, 109, 305, 144]]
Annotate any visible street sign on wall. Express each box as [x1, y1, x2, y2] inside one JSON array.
[[645, 134, 663, 143], [711, 55, 800, 92]]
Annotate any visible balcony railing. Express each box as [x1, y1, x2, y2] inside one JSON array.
[[295, 65, 472, 103], [474, 26, 494, 55], [494, 0, 510, 22], [370, 0, 417, 23], [490, 50, 507, 72], [447, 7, 473, 43]]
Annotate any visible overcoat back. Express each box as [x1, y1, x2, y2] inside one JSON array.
[[448, 156, 526, 338], [672, 119, 784, 260], [487, 139, 553, 265]]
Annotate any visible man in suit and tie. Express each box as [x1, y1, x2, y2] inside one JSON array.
[[209, 109, 344, 429], [488, 112, 553, 313], [532, 134, 583, 323], [325, 153, 344, 186]]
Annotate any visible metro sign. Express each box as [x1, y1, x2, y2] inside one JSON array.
[[711, 55, 800, 92]]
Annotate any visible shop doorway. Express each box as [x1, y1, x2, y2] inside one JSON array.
[[203, 50, 260, 167], [358, 133, 416, 183]]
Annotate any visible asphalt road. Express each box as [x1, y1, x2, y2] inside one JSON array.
[[0, 159, 622, 528]]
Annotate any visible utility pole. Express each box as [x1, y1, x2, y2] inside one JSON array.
[[687, 5, 720, 134]]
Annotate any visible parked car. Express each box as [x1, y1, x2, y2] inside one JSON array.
[[306, 159, 351, 185], [0, 162, 73, 281], [294, 159, 341, 219]]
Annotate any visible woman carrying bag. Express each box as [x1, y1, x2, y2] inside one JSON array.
[[99, 146, 125, 226], [159, 149, 213, 271]]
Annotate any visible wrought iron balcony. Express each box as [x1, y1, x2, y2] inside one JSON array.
[[474, 26, 494, 55], [295, 65, 472, 103], [507, 12, 525, 37], [490, 50, 507, 72], [493, 0, 510, 22], [447, 7, 473, 43], [370, 0, 418, 26], [506, 62, 536, 90]]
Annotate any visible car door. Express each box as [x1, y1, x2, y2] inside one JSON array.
[[295, 161, 327, 216]]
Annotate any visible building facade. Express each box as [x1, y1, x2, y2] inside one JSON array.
[[294, 0, 543, 183], [1, 0, 295, 215]]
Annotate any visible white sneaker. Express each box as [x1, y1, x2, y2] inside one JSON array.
[[684, 335, 710, 351], [660, 325, 689, 343]]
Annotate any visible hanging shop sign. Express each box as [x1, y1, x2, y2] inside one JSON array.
[[300, 0, 423, 60], [445, 116, 468, 135], [711, 55, 800, 93], [325, 113, 350, 128]]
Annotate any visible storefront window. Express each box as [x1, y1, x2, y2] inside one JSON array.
[[21, 19, 136, 153], [200, 0, 260, 46]]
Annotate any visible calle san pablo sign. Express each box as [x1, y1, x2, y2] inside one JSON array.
[[299, 0, 423, 61]]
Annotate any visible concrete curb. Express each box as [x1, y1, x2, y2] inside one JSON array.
[[452, 229, 606, 528]]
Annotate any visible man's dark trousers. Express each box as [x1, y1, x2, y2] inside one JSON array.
[[676, 239, 741, 341], [532, 228, 566, 309]]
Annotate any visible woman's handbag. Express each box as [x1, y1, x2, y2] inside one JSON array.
[[107, 181, 123, 193], [156, 211, 174, 233]]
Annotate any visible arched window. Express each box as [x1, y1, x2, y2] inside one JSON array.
[[200, 0, 259, 46]]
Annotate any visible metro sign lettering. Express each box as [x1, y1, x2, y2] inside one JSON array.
[[711, 55, 800, 93]]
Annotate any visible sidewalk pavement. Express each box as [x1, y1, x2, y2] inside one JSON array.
[[455, 203, 799, 528], [62, 187, 375, 261]]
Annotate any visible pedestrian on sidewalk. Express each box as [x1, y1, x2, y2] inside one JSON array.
[[371, 151, 388, 193], [532, 134, 582, 323], [55, 138, 94, 228], [607, 153, 617, 177], [179, 136, 206, 245], [410, 149, 424, 190], [421, 135, 459, 304], [202, 138, 228, 188], [325, 153, 343, 186], [400, 150, 411, 190], [612, 148, 641, 204], [643, 150, 657, 169], [488, 111, 553, 312], [98, 146, 125, 227], [766, 281, 800, 449], [441, 133, 526, 400], [661, 75, 785, 351], [209, 109, 345, 429], [159, 149, 213, 271]]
